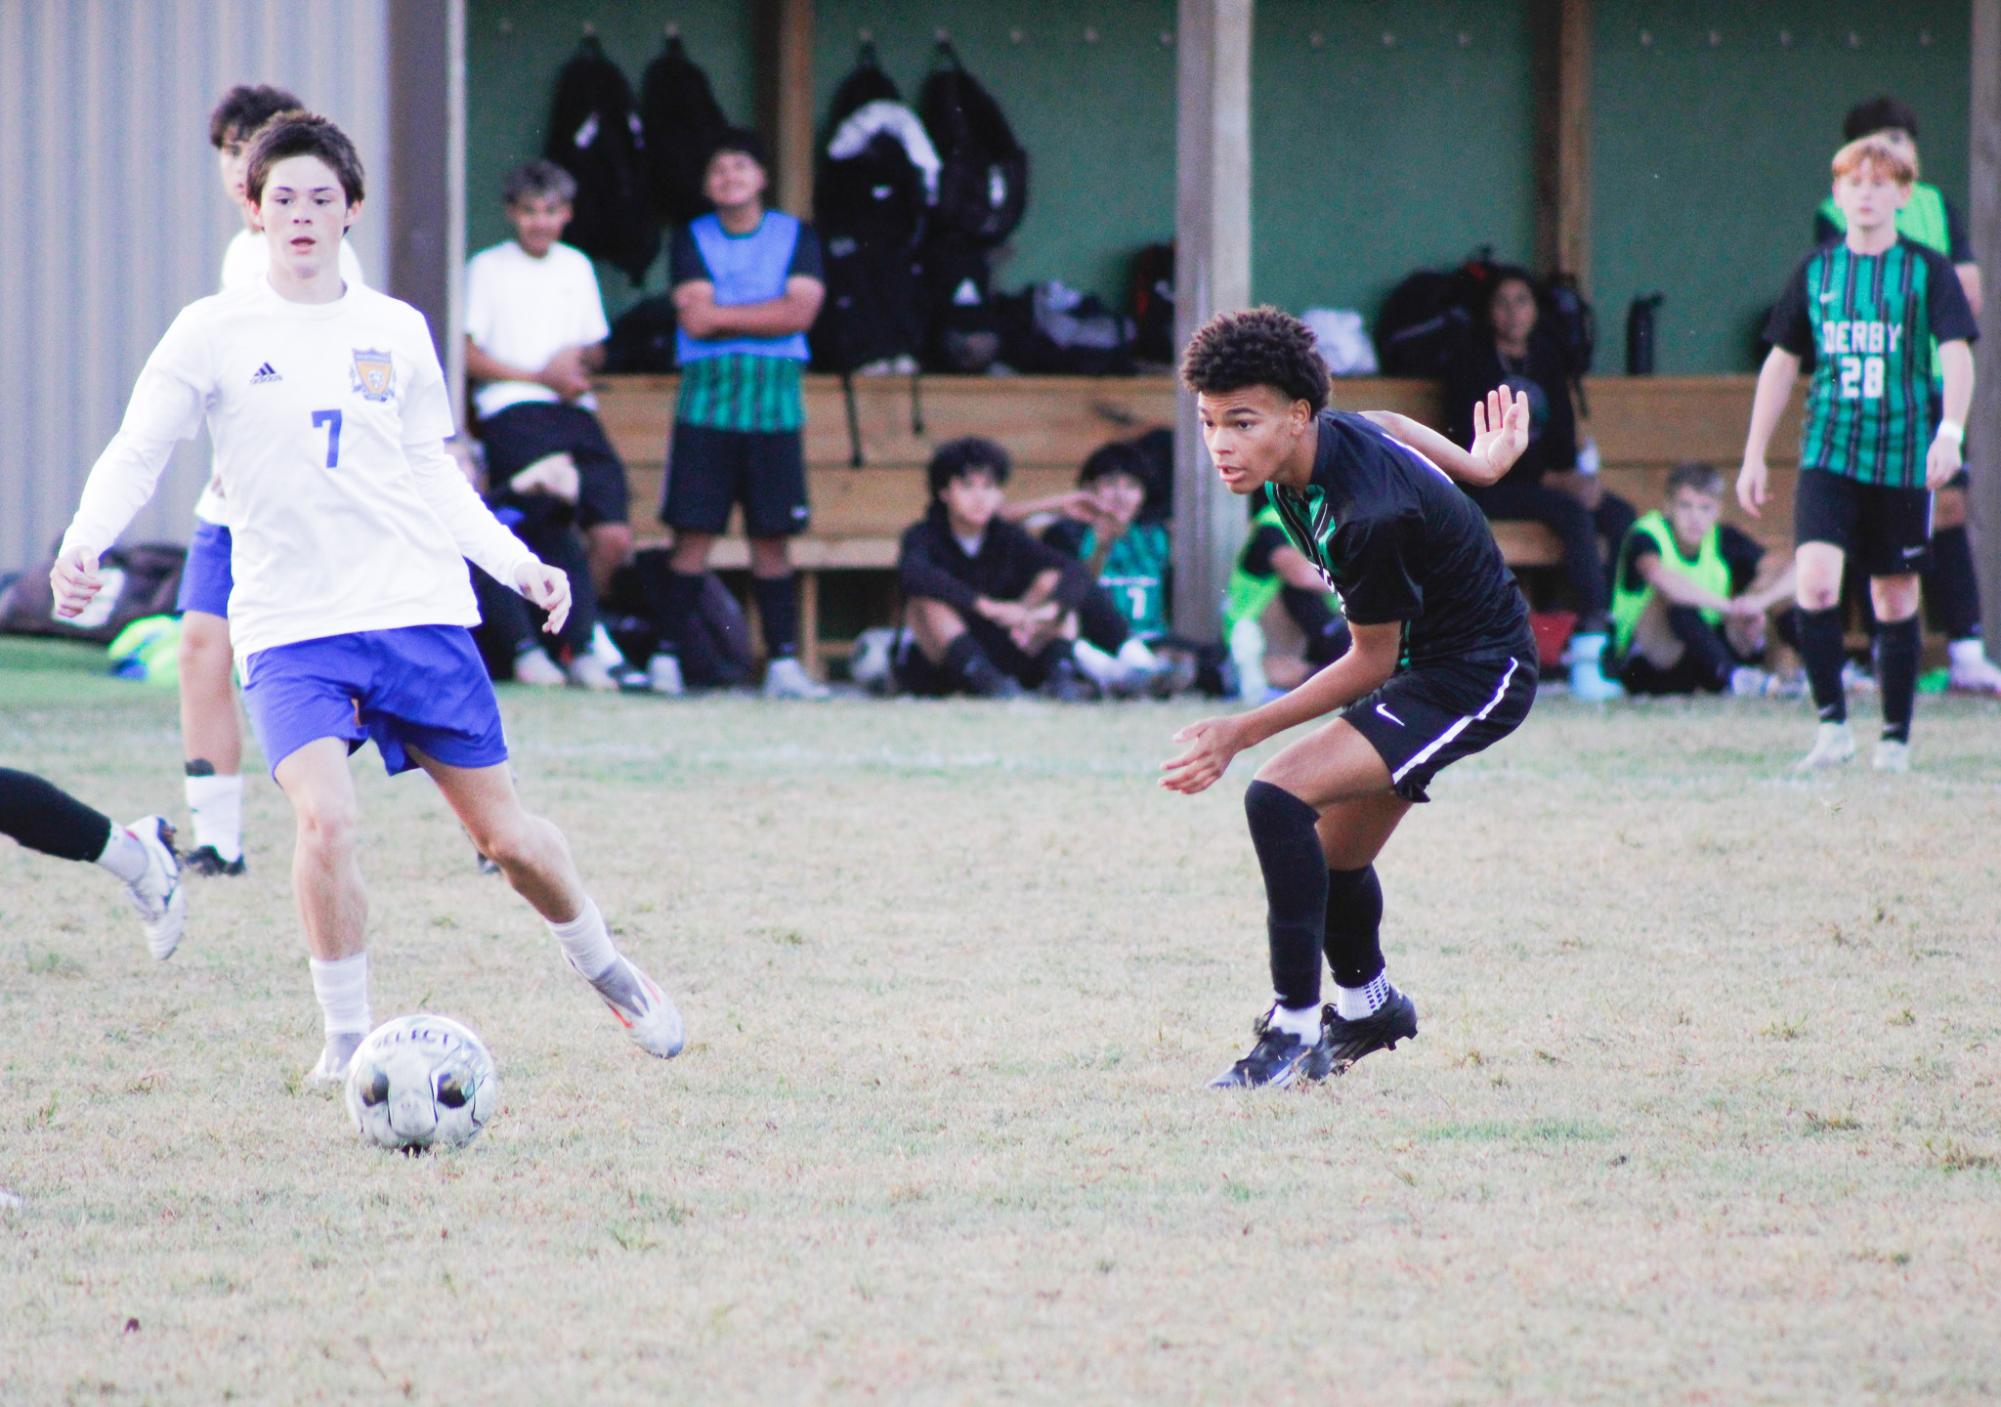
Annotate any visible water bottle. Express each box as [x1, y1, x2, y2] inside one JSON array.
[[1229, 618, 1267, 700], [1626, 294, 1663, 375]]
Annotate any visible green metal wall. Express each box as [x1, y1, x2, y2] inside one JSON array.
[[464, 0, 1973, 374]]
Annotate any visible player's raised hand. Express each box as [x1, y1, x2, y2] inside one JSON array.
[[49, 547, 103, 619], [1736, 458, 1768, 518], [1926, 432, 1964, 491], [514, 559, 572, 635], [1161, 716, 1247, 795], [1471, 386, 1530, 481]]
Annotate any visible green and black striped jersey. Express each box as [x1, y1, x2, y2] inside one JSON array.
[[1765, 236, 1977, 488]]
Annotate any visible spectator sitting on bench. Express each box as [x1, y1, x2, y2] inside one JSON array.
[[1443, 265, 1632, 700], [1224, 492, 1351, 697], [1612, 462, 1798, 697], [1008, 438, 1188, 696], [895, 437, 1096, 700], [464, 160, 638, 690]]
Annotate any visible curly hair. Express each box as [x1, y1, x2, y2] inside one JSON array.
[[245, 111, 365, 207], [1179, 307, 1328, 414]]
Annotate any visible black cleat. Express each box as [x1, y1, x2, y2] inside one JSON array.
[[963, 656, 1024, 699], [1039, 657, 1097, 703], [1308, 989, 1419, 1079], [1209, 1010, 1324, 1089], [184, 844, 246, 877]]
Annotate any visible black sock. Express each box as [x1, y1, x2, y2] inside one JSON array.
[[643, 567, 705, 657], [1797, 606, 1848, 723], [1324, 865, 1384, 988], [1875, 615, 1920, 743], [942, 634, 991, 684], [0, 767, 113, 862], [1243, 780, 1327, 1011], [1666, 606, 1738, 692], [1925, 525, 1981, 642], [753, 574, 799, 660]]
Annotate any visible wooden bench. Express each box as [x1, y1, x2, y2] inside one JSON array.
[[593, 373, 1808, 671]]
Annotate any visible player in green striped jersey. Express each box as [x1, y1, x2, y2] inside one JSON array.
[[1739, 135, 1976, 773]]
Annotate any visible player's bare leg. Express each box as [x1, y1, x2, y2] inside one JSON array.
[[585, 521, 632, 599], [1793, 542, 1857, 769], [177, 610, 247, 874], [273, 738, 370, 1084], [413, 751, 683, 1059]]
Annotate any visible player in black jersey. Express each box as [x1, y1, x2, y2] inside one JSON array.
[[1163, 308, 1538, 1089]]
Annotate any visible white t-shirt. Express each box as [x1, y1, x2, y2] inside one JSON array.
[[64, 280, 535, 669], [464, 240, 610, 422], [195, 230, 368, 525]]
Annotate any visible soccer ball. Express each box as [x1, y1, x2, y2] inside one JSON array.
[[342, 1014, 499, 1152]]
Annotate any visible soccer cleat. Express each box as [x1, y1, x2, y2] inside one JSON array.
[[566, 651, 622, 692], [1208, 1010, 1323, 1089], [511, 647, 566, 687], [1947, 650, 2001, 695], [122, 816, 186, 961], [1566, 633, 1625, 702], [962, 654, 1023, 699], [304, 1031, 364, 1088], [1039, 657, 1097, 703], [763, 657, 831, 700], [1309, 988, 1419, 1079], [183, 844, 246, 877], [1795, 720, 1856, 771], [1872, 739, 1911, 774], [646, 653, 686, 697], [572, 953, 685, 1059]]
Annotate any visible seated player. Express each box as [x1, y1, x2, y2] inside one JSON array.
[[464, 160, 639, 690], [1014, 438, 1184, 696], [1162, 308, 1536, 1089], [0, 769, 184, 960], [53, 114, 683, 1082], [894, 437, 1096, 700], [1224, 493, 1352, 695], [1612, 463, 1798, 696]]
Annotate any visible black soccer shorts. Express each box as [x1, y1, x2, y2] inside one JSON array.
[[1343, 649, 1537, 803], [661, 422, 810, 538], [479, 402, 630, 530], [1793, 468, 1933, 577]]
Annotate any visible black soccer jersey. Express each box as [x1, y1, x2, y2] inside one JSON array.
[[1765, 236, 1978, 489], [1264, 412, 1528, 669]]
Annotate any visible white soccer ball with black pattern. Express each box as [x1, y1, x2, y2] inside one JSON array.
[[342, 1014, 499, 1152]]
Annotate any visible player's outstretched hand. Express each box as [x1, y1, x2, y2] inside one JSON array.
[[49, 547, 103, 619], [1926, 434, 1963, 491], [1471, 386, 1531, 481], [514, 559, 572, 635], [1736, 458, 1768, 518], [1161, 716, 1247, 795]]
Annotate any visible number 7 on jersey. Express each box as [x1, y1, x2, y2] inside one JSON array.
[[311, 409, 343, 468]]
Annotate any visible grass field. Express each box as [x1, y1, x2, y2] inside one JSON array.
[[3, 636, 1999, 1405]]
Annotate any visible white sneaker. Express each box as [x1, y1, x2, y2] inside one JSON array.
[[1565, 633, 1624, 701], [123, 816, 186, 961], [1872, 738, 1911, 773], [566, 651, 620, 692], [512, 648, 566, 687], [573, 954, 685, 1058], [1795, 721, 1857, 771], [1948, 649, 2001, 695], [304, 1031, 364, 1088], [646, 653, 685, 696], [1729, 666, 1781, 698], [763, 656, 830, 700], [1841, 659, 1878, 694]]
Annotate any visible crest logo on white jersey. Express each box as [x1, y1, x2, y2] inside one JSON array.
[[350, 348, 395, 402], [249, 362, 282, 385]]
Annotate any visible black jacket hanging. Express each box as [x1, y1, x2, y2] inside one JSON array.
[[544, 36, 658, 284], [639, 34, 730, 226]]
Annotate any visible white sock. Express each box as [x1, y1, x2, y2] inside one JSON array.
[[1334, 972, 1392, 1021], [1115, 637, 1158, 671], [308, 952, 372, 1037], [94, 826, 149, 884], [185, 773, 243, 862], [1949, 638, 1989, 666], [589, 623, 625, 664], [1268, 1001, 1322, 1043], [1070, 639, 1122, 688], [549, 897, 619, 981]]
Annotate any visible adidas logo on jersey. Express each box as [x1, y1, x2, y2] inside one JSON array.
[[249, 362, 282, 385]]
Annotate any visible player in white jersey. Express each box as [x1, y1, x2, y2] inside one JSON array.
[[53, 114, 684, 1082], [177, 86, 364, 878]]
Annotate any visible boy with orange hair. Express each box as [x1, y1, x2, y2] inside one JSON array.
[[1739, 136, 1976, 772]]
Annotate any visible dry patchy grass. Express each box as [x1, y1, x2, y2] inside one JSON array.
[[3, 643, 1999, 1404]]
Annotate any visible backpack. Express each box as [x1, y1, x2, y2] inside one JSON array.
[[921, 234, 1001, 373], [1128, 242, 1176, 364], [638, 34, 731, 226], [544, 36, 658, 285], [603, 294, 679, 373], [0, 542, 186, 643], [1375, 250, 1499, 377], [994, 281, 1134, 376], [918, 42, 1027, 248]]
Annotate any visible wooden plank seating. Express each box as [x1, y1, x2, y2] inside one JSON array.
[[593, 373, 1808, 671]]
